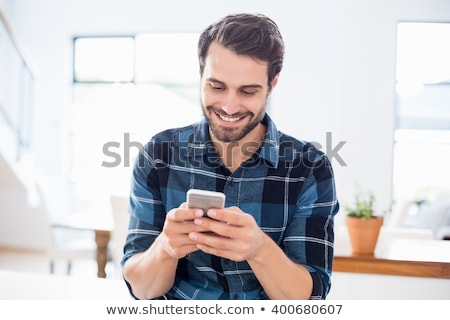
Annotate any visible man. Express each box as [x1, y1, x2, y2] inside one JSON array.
[[122, 13, 339, 300]]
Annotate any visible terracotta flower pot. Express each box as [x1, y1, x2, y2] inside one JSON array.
[[345, 216, 384, 255]]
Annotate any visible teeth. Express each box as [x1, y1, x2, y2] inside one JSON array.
[[219, 114, 241, 122]]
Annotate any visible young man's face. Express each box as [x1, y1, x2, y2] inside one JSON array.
[[200, 41, 277, 143]]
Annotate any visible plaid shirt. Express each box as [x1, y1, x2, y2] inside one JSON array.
[[122, 114, 339, 300]]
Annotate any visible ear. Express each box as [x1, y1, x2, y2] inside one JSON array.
[[269, 74, 280, 93]]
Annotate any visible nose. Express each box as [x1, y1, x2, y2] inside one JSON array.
[[221, 92, 240, 115]]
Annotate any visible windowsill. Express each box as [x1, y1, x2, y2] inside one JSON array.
[[333, 230, 450, 279]]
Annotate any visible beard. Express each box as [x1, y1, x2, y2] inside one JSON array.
[[202, 103, 266, 143]]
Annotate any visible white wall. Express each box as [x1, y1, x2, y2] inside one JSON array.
[[3, 0, 450, 228], [328, 272, 450, 299]]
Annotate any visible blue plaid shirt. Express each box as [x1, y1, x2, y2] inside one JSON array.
[[122, 114, 339, 300]]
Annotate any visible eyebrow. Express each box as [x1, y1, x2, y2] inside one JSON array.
[[207, 77, 263, 90]]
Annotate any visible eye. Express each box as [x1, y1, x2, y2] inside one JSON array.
[[209, 83, 224, 91], [241, 89, 257, 96]]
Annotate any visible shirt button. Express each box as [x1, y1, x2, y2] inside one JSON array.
[[232, 293, 239, 299]]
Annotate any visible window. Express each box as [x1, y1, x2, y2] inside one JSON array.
[[0, 11, 34, 160], [393, 22, 450, 205], [71, 33, 202, 195], [73, 36, 135, 83]]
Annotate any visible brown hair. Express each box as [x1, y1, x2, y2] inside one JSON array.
[[198, 13, 285, 90]]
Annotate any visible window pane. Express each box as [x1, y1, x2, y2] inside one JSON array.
[[396, 23, 450, 130], [393, 22, 450, 236], [396, 22, 450, 84], [393, 129, 450, 200], [70, 34, 202, 195], [73, 37, 135, 82], [135, 33, 199, 84], [397, 84, 450, 130]]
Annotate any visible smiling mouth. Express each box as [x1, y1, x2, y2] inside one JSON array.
[[218, 113, 243, 123]]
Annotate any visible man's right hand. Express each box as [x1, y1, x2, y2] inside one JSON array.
[[159, 203, 208, 259]]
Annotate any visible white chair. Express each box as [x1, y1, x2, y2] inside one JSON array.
[[109, 195, 130, 279], [34, 183, 98, 275]]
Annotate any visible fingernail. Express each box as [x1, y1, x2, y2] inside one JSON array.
[[195, 209, 204, 217], [189, 232, 198, 240], [208, 209, 216, 217], [194, 218, 202, 225]]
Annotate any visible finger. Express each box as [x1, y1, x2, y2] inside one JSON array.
[[167, 207, 204, 222], [189, 230, 234, 250], [193, 216, 239, 239], [179, 202, 188, 209], [205, 207, 247, 226], [164, 218, 210, 236], [164, 232, 201, 248], [189, 233, 245, 261], [194, 243, 233, 260], [161, 230, 204, 258], [192, 217, 262, 252], [166, 242, 200, 259]]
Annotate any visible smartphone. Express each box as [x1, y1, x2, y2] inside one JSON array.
[[187, 189, 226, 214]]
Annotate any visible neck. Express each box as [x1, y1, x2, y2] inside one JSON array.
[[212, 123, 266, 173]]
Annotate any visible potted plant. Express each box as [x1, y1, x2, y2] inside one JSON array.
[[344, 189, 384, 255]]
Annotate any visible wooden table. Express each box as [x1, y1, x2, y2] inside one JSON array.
[[93, 230, 111, 278], [333, 233, 450, 279], [53, 209, 113, 278]]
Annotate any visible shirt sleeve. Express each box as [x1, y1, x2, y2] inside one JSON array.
[[283, 153, 339, 299], [121, 141, 166, 267]]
